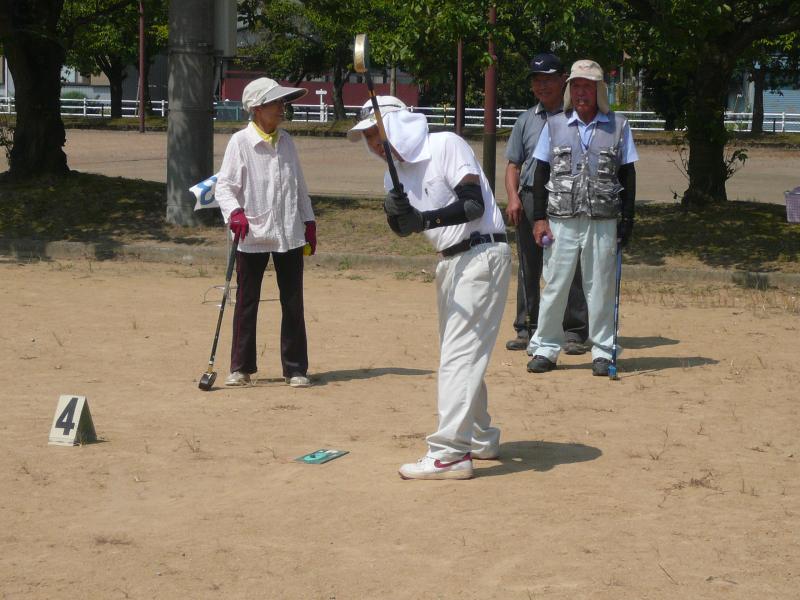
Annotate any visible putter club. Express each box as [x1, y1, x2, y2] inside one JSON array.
[[608, 240, 623, 381], [516, 226, 533, 342], [353, 33, 402, 191], [199, 233, 240, 391]]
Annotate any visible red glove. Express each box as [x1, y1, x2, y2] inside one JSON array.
[[229, 208, 249, 239], [304, 221, 317, 255]]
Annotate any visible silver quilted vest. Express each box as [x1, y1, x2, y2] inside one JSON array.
[[544, 111, 627, 219]]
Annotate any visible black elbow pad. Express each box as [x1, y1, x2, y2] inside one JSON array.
[[454, 182, 485, 221]]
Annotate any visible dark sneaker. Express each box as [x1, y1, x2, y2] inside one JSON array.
[[527, 355, 557, 373], [592, 358, 611, 377], [505, 335, 529, 351], [563, 339, 587, 355]]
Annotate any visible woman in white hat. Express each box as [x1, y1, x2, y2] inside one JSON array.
[[214, 77, 316, 388]]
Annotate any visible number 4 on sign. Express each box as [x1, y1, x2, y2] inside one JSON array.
[[48, 395, 97, 446]]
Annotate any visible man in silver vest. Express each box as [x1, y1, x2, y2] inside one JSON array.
[[526, 59, 638, 376], [504, 52, 588, 355]]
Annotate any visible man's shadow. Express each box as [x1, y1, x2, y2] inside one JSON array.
[[309, 367, 434, 386], [618, 335, 678, 349], [617, 356, 718, 374], [477, 440, 602, 478]]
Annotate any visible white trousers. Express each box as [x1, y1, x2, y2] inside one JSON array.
[[426, 242, 511, 461], [528, 216, 617, 362]]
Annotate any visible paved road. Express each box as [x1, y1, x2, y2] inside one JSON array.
[[8, 129, 800, 205]]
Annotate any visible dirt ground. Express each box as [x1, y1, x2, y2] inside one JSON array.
[[1, 257, 798, 599]]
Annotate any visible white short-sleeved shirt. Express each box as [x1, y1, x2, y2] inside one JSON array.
[[533, 111, 639, 165], [383, 132, 506, 252], [215, 124, 315, 253]]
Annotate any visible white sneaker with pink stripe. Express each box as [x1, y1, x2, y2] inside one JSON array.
[[398, 454, 473, 480]]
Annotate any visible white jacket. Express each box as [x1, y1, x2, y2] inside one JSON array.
[[215, 123, 315, 253]]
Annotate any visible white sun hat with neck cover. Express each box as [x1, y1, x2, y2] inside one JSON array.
[[347, 96, 410, 141], [563, 59, 610, 114]]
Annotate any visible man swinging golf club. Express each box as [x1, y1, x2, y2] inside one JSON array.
[[349, 97, 511, 480]]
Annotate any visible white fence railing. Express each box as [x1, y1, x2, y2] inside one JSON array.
[[1, 97, 798, 133]]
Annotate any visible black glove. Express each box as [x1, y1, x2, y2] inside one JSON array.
[[396, 207, 425, 235], [387, 215, 412, 237], [617, 218, 634, 248], [384, 186, 411, 216]]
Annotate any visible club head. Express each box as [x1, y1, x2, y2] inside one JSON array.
[[608, 365, 619, 381], [353, 33, 370, 73], [198, 371, 217, 391]]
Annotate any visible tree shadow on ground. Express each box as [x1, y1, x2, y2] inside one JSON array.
[[476, 440, 602, 478], [625, 201, 800, 272], [0, 173, 221, 257]]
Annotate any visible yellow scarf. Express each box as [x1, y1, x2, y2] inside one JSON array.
[[252, 122, 278, 146]]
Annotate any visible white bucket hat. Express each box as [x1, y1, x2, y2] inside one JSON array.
[[241, 77, 308, 112], [563, 59, 610, 114], [347, 96, 409, 141]]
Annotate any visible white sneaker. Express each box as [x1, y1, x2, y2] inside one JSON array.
[[398, 454, 473, 480], [224, 371, 251, 386], [472, 448, 500, 460], [286, 374, 311, 388]]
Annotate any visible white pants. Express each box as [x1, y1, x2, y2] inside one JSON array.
[[426, 242, 511, 461], [528, 216, 617, 362]]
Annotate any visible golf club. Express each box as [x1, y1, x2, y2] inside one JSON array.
[[608, 240, 623, 380], [516, 226, 533, 343], [199, 232, 240, 391], [353, 33, 402, 192]]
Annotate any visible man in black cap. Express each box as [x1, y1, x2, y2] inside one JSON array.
[[504, 52, 588, 355]]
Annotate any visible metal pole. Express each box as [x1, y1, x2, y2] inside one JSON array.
[[138, 0, 146, 133], [166, 0, 215, 226], [456, 39, 464, 136], [482, 6, 497, 193]]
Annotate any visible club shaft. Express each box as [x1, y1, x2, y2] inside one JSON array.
[[207, 233, 240, 368], [364, 71, 402, 191], [611, 242, 622, 372], [515, 226, 532, 339]]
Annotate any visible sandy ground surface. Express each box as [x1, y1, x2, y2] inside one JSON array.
[[5, 129, 792, 205], [1, 258, 799, 599]]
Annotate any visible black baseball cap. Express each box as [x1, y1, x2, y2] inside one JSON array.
[[528, 53, 564, 75]]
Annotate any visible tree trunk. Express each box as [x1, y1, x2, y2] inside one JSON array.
[[332, 55, 346, 120], [751, 65, 765, 135], [682, 57, 731, 208], [98, 55, 126, 118], [0, 0, 69, 181]]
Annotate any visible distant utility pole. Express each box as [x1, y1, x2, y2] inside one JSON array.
[[138, 0, 145, 133], [482, 5, 497, 193], [456, 39, 464, 136], [166, 0, 215, 226]]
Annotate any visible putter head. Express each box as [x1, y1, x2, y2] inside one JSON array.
[[198, 371, 217, 391], [353, 34, 370, 73], [608, 365, 619, 381]]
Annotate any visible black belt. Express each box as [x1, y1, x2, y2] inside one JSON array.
[[440, 232, 507, 258]]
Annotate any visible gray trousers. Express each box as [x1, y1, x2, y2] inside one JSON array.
[[513, 188, 588, 342]]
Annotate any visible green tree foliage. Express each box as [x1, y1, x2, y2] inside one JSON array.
[[239, 0, 403, 119], [65, 0, 168, 118], [620, 0, 800, 207]]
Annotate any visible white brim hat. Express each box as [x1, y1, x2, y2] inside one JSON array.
[[563, 59, 610, 114], [242, 77, 308, 112], [347, 96, 409, 142]]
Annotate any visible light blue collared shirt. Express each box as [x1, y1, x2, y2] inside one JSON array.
[[533, 111, 639, 165]]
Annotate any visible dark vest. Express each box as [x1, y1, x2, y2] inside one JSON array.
[[545, 111, 627, 218]]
